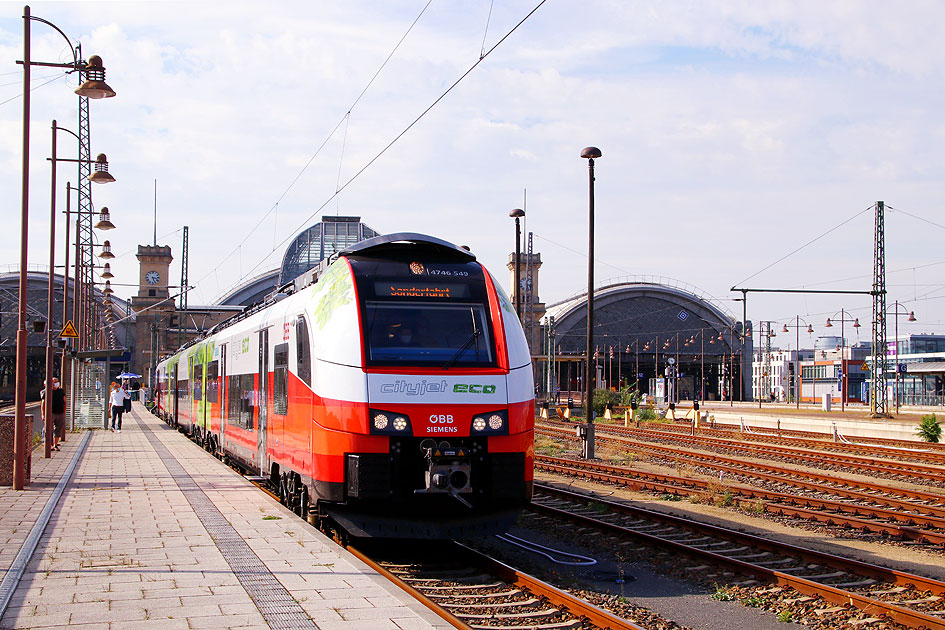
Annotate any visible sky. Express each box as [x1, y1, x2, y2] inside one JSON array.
[[2, 0, 944, 351]]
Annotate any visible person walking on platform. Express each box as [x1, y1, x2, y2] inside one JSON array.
[[110, 382, 129, 432], [40, 378, 66, 451], [122, 382, 132, 416]]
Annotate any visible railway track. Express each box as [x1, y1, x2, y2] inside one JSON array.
[[640, 419, 945, 463], [529, 483, 945, 629], [347, 540, 649, 630], [534, 454, 945, 545], [540, 420, 945, 484], [537, 425, 945, 520]]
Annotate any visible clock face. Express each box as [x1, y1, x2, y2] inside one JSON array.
[[145, 271, 161, 285]]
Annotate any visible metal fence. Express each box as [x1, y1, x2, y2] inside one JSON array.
[[900, 394, 945, 407], [69, 361, 108, 430]]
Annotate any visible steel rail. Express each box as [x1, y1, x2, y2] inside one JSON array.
[[535, 456, 945, 545], [347, 541, 648, 630], [598, 422, 945, 481], [648, 419, 945, 457], [530, 485, 945, 630], [534, 484, 945, 594], [453, 542, 649, 630], [537, 425, 945, 516], [345, 544, 475, 630]]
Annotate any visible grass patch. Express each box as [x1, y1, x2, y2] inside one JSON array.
[[711, 585, 735, 601], [262, 515, 282, 521], [534, 435, 564, 457]]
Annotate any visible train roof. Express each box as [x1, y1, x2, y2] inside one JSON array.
[[338, 232, 476, 262]]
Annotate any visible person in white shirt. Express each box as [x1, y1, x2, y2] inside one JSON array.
[[109, 383, 130, 432]]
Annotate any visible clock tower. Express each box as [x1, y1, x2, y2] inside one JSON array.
[[131, 244, 174, 380], [507, 250, 545, 354], [134, 244, 172, 300]]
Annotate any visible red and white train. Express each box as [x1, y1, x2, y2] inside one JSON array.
[[155, 233, 534, 538]]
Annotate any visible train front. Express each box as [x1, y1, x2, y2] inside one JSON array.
[[326, 235, 534, 539]]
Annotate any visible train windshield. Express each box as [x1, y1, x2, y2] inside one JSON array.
[[349, 255, 497, 368], [365, 302, 493, 366]]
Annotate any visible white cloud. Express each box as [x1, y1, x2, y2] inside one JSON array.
[[1, 0, 943, 335]]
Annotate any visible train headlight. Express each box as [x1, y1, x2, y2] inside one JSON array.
[[470, 410, 508, 435], [373, 413, 389, 430], [369, 409, 412, 435]]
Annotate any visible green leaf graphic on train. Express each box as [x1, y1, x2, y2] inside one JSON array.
[[194, 340, 216, 428], [311, 260, 353, 330]]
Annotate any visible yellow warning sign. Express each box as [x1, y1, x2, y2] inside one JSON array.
[[861, 362, 869, 371], [60, 320, 78, 338]]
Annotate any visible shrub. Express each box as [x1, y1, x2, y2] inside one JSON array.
[[592, 388, 621, 416], [917, 414, 941, 443], [637, 407, 657, 421]]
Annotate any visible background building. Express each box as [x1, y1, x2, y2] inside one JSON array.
[[544, 279, 749, 402]]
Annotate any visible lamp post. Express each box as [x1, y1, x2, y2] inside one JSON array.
[[885, 302, 916, 413], [781, 317, 813, 410], [580, 146, 601, 459], [824, 309, 860, 412], [43, 122, 115, 458], [14, 5, 116, 489], [509, 208, 525, 322]]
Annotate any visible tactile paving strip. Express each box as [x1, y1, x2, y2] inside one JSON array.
[[140, 422, 318, 629]]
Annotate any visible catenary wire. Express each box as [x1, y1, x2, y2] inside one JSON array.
[[0, 74, 67, 108], [887, 204, 945, 232], [211, 0, 549, 301], [733, 204, 873, 288], [195, 0, 435, 293]]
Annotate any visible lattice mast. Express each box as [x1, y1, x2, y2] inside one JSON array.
[[177, 226, 189, 351], [76, 46, 95, 351], [760, 320, 773, 401], [871, 201, 889, 416]]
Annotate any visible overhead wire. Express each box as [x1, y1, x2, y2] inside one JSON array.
[[733, 204, 873, 288], [0, 73, 67, 108], [197, 0, 436, 294], [887, 204, 945, 232], [213, 0, 549, 299]]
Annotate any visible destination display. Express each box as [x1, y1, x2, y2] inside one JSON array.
[[375, 281, 470, 299]]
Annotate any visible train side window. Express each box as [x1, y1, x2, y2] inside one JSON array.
[[227, 373, 255, 429], [296, 316, 311, 387], [193, 366, 203, 401], [240, 374, 254, 428], [206, 361, 219, 404], [273, 343, 289, 416]]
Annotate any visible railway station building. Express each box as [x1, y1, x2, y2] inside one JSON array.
[[541, 279, 752, 403]]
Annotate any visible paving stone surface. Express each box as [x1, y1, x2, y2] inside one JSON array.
[[0, 404, 448, 629]]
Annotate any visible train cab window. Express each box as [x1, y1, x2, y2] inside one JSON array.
[[296, 316, 311, 387], [206, 361, 219, 404], [273, 343, 289, 416], [365, 302, 493, 367]]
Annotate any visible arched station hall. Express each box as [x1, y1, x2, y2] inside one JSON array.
[[542, 280, 753, 402]]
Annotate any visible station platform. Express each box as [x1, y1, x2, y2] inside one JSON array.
[[0, 404, 448, 630], [691, 401, 932, 442]]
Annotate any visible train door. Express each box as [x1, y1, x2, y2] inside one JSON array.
[[219, 344, 227, 441], [170, 370, 178, 424], [257, 328, 270, 476]]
